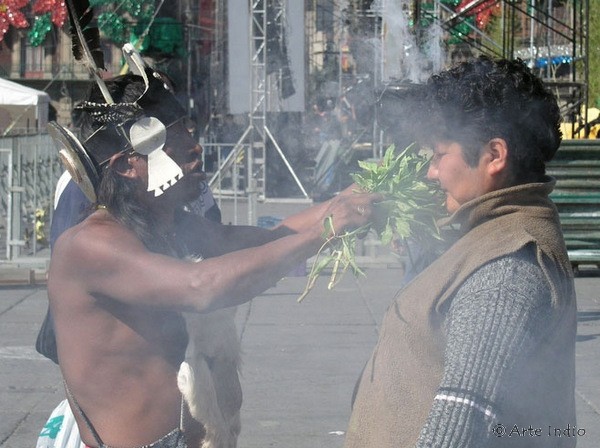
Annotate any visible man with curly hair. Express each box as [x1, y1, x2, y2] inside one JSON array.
[[345, 57, 576, 447]]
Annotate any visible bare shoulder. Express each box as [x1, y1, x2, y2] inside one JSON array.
[[48, 210, 149, 294], [48, 210, 198, 310], [53, 210, 145, 265]]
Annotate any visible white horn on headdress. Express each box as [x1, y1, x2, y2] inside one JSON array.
[[122, 43, 150, 94], [129, 117, 183, 197]]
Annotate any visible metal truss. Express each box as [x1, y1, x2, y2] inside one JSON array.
[[209, 0, 308, 212], [421, 0, 590, 135]]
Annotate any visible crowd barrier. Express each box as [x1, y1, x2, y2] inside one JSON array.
[[0, 134, 61, 260]]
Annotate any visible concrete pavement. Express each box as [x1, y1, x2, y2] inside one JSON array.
[[1, 267, 599, 447], [1, 198, 599, 447], [0, 285, 62, 447]]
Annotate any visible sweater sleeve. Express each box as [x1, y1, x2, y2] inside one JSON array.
[[415, 248, 552, 447]]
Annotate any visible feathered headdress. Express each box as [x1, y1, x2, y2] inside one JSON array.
[[48, 1, 184, 202], [65, 0, 111, 102]]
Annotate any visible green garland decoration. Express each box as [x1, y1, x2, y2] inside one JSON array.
[[98, 11, 127, 45], [135, 17, 185, 57], [28, 13, 52, 47], [92, 0, 156, 46]]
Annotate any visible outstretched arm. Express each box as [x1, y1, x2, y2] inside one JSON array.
[[49, 190, 380, 314], [185, 187, 377, 257]]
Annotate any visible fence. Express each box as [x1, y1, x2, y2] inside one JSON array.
[[0, 137, 250, 262], [0, 134, 61, 261]]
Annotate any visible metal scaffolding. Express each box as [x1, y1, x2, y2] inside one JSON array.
[[208, 0, 309, 210], [205, 0, 590, 208], [420, 0, 589, 135], [307, 0, 590, 147]]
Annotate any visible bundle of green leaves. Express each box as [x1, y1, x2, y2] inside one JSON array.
[[298, 143, 443, 302]]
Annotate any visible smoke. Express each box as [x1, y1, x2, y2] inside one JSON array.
[[425, 24, 445, 76], [374, 0, 445, 83]]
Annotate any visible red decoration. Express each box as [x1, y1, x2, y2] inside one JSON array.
[[33, 0, 67, 27], [457, 0, 501, 31], [0, 0, 28, 42]]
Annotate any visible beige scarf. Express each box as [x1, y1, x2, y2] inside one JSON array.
[[345, 180, 577, 448]]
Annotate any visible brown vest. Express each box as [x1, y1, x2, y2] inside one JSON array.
[[345, 181, 577, 448]]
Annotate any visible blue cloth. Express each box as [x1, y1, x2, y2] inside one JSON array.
[[37, 179, 92, 365], [50, 179, 91, 249]]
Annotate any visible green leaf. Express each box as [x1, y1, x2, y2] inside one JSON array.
[[300, 142, 443, 302], [322, 215, 335, 239], [380, 221, 394, 245]]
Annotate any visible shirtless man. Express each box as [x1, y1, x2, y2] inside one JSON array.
[[47, 70, 379, 448]]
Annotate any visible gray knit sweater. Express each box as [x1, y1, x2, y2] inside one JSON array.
[[345, 181, 575, 448], [416, 246, 553, 447]]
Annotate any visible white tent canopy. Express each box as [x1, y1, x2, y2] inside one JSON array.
[[0, 78, 50, 133]]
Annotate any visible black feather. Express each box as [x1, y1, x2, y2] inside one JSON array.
[[66, 0, 105, 70]]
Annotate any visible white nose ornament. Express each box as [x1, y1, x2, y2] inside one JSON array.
[[129, 116, 184, 197]]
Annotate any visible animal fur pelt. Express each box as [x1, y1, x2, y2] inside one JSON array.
[[178, 307, 242, 448]]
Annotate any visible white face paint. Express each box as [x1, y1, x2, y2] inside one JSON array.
[[129, 117, 184, 197]]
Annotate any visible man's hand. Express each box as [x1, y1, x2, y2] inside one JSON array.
[[322, 191, 382, 237]]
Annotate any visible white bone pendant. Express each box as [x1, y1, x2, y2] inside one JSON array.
[[130, 117, 183, 197]]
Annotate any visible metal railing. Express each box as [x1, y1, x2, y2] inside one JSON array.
[[0, 134, 61, 261], [0, 136, 254, 260]]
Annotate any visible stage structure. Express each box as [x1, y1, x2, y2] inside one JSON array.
[[380, 0, 589, 137], [209, 0, 309, 207], [425, 0, 589, 137], [322, 0, 589, 157]]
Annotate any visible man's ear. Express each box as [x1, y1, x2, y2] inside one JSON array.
[[484, 138, 509, 176], [108, 153, 139, 179]]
